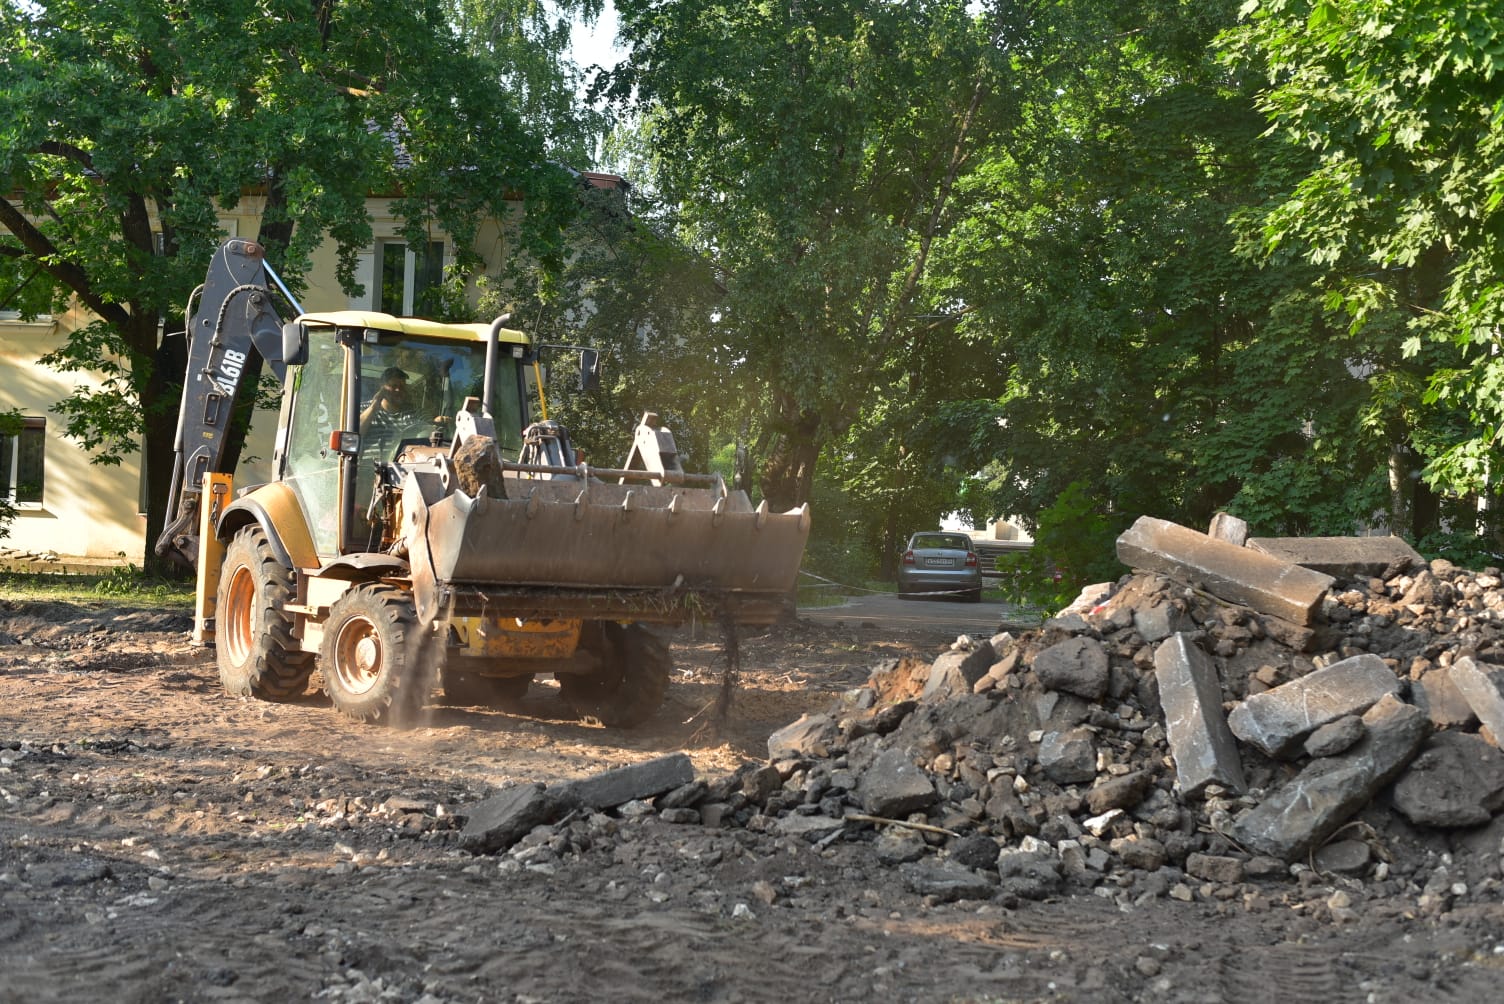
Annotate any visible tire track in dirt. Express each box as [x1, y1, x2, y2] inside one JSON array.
[[1216, 944, 1352, 1004]]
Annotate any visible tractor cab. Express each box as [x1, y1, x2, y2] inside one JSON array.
[[275, 312, 534, 558]]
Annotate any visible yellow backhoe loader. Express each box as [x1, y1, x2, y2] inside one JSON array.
[[155, 238, 809, 726]]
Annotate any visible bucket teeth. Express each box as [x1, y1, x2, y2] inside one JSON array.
[[419, 476, 810, 600]]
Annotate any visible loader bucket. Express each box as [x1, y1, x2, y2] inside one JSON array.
[[405, 472, 810, 626]]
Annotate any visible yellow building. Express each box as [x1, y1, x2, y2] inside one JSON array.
[[0, 178, 621, 568]]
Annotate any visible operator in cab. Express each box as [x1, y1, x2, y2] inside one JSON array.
[[360, 366, 416, 436]]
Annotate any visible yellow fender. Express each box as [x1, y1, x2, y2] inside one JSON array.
[[217, 481, 320, 571]]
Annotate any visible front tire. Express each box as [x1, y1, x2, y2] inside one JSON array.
[[320, 584, 428, 725], [216, 526, 314, 700], [557, 622, 670, 728]]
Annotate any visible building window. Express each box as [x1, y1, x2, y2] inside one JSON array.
[[376, 240, 445, 317], [0, 417, 45, 506]]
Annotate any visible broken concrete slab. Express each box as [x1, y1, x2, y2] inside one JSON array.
[[1303, 715, 1365, 758], [557, 753, 695, 811], [739, 763, 783, 805], [922, 642, 997, 701], [1246, 535, 1423, 579], [1083, 770, 1157, 815], [767, 712, 840, 761], [656, 780, 709, 810], [1208, 512, 1249, 546], [1253, 614, 1318, 653], [1031, 636, 1109, 700], [1449, 657, 1504, 744], [775, 813, 848, 842], [1132, 601, 1199, 644], [995, 844, 1063, 900], [1111, 835, 1166, 871], [874, 827, 928, 864], [1227, 653, 1401, 758], [1411, 667, 1479, 730], [984, 785, 1039, 838], [1038, 728, 1098, 785], [1312, 840, 1371, 875], [947, 833, 1002, 871], [973, 650, 1019, 694], [900, 860, 996, 902], [1057, 582, 1115, 619], [461, 784, 579, 855], [1230, 694, 1429, 860], [1154, 634, 1246, 796], [855, 748, 938, 818], [1117, 516, 1335, 625], [1391, 731, 1504, 828], [1185, 852, 1245, 884]]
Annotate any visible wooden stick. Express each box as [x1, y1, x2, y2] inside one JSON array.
[[845, 813, 959, 837]]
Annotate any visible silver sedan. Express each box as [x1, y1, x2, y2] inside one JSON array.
[[897, 532, 983, 602]]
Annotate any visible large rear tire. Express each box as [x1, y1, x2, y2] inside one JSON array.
[[320, 584, 428, 725], [216, 526, 314, 700], [441, 660, 532, 708], [557, 622, 670, 728]]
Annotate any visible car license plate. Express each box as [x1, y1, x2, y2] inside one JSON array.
[[924, 558, 951, 567]]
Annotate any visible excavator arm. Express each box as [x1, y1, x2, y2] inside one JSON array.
[[154, 239, 297, 570]]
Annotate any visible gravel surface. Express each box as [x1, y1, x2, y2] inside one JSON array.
[[1, 597, 1501, 1003]]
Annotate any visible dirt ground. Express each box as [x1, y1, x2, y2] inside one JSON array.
[[1, 598, 1502, 1003]]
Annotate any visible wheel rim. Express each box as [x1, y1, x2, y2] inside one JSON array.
[[330, 615, 383, 697], [222, 563, 255, 666]]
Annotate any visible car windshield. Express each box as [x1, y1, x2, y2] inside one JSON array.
[[912, 533, 971, 551]]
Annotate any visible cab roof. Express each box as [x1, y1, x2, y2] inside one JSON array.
[[296, 310, 530, 345]]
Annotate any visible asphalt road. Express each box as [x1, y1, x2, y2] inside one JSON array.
[[798, 590, 1041, 637]]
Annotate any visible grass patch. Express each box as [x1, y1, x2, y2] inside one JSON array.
[[797, 573, 902, 608], [796, 587, 853, 608], [0, 566, 195, 610]]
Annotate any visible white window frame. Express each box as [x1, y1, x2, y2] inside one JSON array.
[[1, 417, 46, 509], [374, 239, 446, 316]]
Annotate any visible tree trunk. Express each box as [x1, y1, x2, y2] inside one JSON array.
[[1412, 474, 1439, 543], [758, 396, 821, 513], [879, 502, 900, 580], [1388, 444, 1416, 541], [134, 311, 182, 577]]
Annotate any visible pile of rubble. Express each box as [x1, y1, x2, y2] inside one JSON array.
[[461, 514, 1504, 914]]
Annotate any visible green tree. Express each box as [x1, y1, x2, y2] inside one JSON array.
[[0, 1, 576, 570], [448, 0, 611, 166], [478, 176, 732, 473], [608, 0, 1017, 519], [932, 1, 1399, 546], [1221, 0, 1504, 524]]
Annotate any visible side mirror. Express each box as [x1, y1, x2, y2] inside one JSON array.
[[579, 348, 602, 392], [281, 321, 308, 366]]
